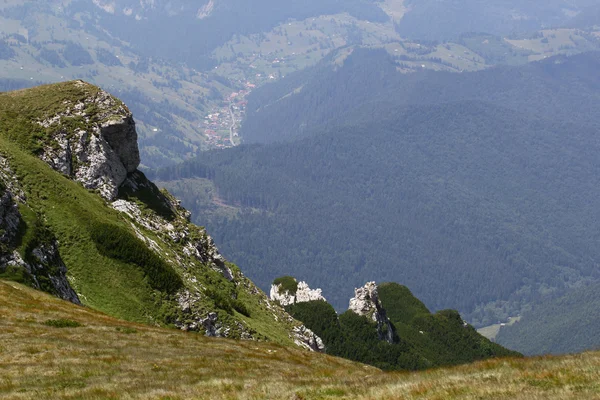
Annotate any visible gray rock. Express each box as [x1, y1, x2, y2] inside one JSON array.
[[37, 82, 140, 201], [0, 179, 80, 305], [100, 116, 139, 173], [291, 325, 326, 352]]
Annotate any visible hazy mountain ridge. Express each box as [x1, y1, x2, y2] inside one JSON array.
[[397, 0, 599, 40], [2, 1, 600, 169]]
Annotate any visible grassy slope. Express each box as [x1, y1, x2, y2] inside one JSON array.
[[0, 83, 156, 321], [2, 280, 600, 399], [0, 82, 298, 346]]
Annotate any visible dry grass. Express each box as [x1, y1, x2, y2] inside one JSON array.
[[1, 280, 600, 400]]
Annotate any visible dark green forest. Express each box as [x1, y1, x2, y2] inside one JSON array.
[[241, 49, 600, 144], [284, 282, 518, 370], [154, 50, 600, 337]]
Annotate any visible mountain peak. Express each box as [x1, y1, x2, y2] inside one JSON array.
[[31, 80, 140, 200]]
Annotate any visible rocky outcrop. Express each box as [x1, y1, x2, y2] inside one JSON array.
[[349, 281, 394, 344], [270, 279, 326, 306], [38, 81, 140, 201], [291, 325, 326, 352]]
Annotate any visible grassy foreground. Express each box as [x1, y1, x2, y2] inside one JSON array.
[[2, 281, 600, 399]]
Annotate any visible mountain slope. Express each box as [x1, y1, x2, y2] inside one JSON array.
[[2, 279, 600, 399], [2, 1, 600, 168], [496, 282, 600, 355], [0, 81, 315, 347], [396, 0, 600, 41], [241, 49, 600, 144]]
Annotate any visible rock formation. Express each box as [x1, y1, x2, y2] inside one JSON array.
[[291, 325, 326, 352], [38, 80, 140, 201], [348, 281, 394, 343], [270, 279, 326, 306]]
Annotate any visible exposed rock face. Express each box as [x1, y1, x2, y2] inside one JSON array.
[[0, 190, 21, 245], [38, 81, 140, 201], [100, 116, 140, 173], [291, 325, 326, 352], [270, 280, 326, 306], [349, 281, 394, 344]]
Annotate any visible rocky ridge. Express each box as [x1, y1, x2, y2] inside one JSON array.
[[37, 80, 140, 201]]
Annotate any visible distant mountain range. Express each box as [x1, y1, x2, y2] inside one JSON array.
[[2, 1, 600, 168]]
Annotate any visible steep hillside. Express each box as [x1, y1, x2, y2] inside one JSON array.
[[0, 81, 321, 348], [2, 279, 600, 399]]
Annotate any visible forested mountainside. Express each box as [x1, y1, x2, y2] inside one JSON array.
[[0, 81, 323, 348], [155, 51, 600, 350], [496, 282, 600, 355], [274, 279, 519, 371]]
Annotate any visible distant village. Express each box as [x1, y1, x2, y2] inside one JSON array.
[[202, 58, 283, 149], [202, 85, 249, 148]]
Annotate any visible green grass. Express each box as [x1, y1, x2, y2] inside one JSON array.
[[2, 280, 600, 399], [90, 221, 183, 294]]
